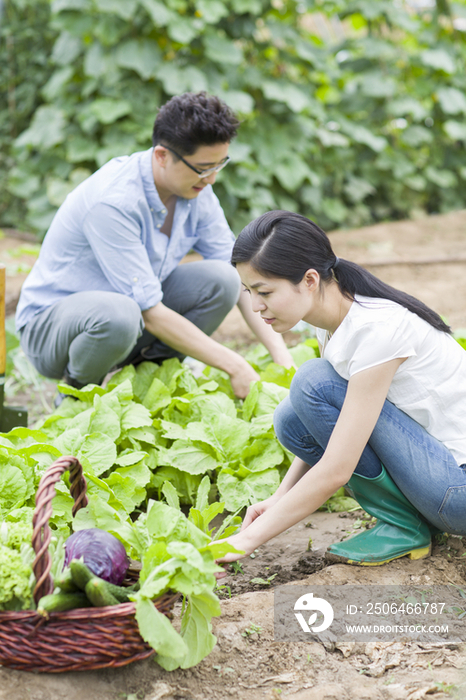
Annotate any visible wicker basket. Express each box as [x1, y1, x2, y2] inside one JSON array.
[[0, 456, 178, 673]]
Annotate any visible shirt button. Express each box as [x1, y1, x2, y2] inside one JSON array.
[[133, 276, 138, 282], [161, 209, 166, 214], [150, 207, 154, 212], [156, 224, 161, 229]]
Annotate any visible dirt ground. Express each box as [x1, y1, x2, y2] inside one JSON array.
[[1, 211, 466, 699]]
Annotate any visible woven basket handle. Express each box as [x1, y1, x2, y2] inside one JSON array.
[[32, 456, 88, 605]]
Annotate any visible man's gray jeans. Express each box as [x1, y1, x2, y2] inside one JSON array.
[[20, 260, 241, 385]]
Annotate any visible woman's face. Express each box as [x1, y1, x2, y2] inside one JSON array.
[[236, 262, 317, 333]]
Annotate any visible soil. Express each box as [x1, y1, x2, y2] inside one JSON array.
[[1, 211, 466, 700]]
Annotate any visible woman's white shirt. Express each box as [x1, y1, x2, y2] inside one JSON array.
[[315, 295, 466, 466]]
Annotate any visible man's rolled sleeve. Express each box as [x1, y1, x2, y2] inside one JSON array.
[[83, 202, 162, 310]]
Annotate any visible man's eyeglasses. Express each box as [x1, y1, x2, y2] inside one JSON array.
[[163, 145, 230, 179]]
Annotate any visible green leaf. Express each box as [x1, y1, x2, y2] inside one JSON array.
[[79, 432, 117, 476], [53, 428, 84, 458], [316, 128, 350, 148], [89, 99, 132, 125], [93, 0, 138, 20], [321, 198, 349, 224], [425, 167, 458, 188], [191, 391, 237, 420], [400, 126, 433, 147], [142, 378, 172, 416], [146, 501, 185, 540], [275, 155, 319, 191], [204, 34, 243, 65], [340, 122, 387, 152], [15, 107, 66, 150], [343, 176, 375, 203], [51, 32, 82, 65], [167, 16, 199, 44], [162, 481, 181, 510], [150, 468, 203, 506], [196, 0, 229, 23], [0, 465, 28, 510], [158, 441, 219, 475], [388, 97, 427, 121], [121, 403, 153, 432], [140, 0, 172, 25], [201, 414, 250, 461], [89, 397, 121, 441], [7, 167, 40, 199], [105, 467, 149, 512], [157, 591, 220, 669], [116, 40, 161, 80], [217, 90, 254, 114], [136, 597, 188, 659], [41, 66, 74, 101], [242, 381, 288, 420], [421, 49, 455, 74], [436, 87, 466, 115], [443, 120, 466, 141], [56, 383, 106, 401], [241, 438, 284, 472], [360, 72, 396, 98], [216, 467, 280, 511], [262, 82, 312, 113], [195, 475, 211, 513]]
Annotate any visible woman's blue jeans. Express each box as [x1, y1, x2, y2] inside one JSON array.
[[273, 358, 466, 536]]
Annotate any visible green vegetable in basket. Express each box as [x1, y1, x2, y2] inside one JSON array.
[[68, 559, 94, 591], [70, 559, 134, 603], [0, 544, 34, 611], [85, 577, 120, 607], [55, 567, 79, 593], [37, 591, 90, 616]]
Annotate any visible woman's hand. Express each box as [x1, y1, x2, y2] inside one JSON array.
[[214, 496, 280, 578], [241, 495, 279, 530], [214, 532, 255, 579]]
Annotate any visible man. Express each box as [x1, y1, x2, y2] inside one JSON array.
[[16, 92, 292, 401]]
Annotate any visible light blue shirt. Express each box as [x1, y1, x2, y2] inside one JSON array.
[[16, 148, 236, 331]]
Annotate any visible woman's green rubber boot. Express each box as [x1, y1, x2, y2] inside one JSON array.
[[325, 466, 432, 566]]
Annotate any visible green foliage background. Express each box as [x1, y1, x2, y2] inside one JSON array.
[[2, 0, 466, 236]]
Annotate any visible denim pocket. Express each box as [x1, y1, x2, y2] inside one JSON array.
[[438, 485, 466, 534]]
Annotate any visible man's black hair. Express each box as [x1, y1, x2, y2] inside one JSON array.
[[152, 92, 239, 156]]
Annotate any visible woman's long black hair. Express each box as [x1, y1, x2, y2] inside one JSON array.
[[231, 210, 451, 334]]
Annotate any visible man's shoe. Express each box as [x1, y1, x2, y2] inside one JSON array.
[[325, 466, 432, 566], [54, 370, 85, 409]]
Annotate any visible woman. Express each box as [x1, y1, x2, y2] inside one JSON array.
[[218, 210, 466, 570]]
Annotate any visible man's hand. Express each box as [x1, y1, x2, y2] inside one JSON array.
[[270, 348, 295, 369], [229, 361, 260, 399], [143, 302, 259, 398]]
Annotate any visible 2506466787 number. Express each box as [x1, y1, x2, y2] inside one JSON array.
[[363, 602, 446, 615]]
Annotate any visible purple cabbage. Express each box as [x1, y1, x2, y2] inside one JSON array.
[[63, 528, 129, 585]]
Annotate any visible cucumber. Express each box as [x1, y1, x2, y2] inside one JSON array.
[[100, 581, 133, 603], [55, 567, 79, 593], [37, 591, 90, 617], [85, 577, 120, 607], [70, 559, 136, 603], [69, 559, 94, 591]]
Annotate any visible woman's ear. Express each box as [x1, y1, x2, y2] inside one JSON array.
[[303, 269, 320, 291]]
